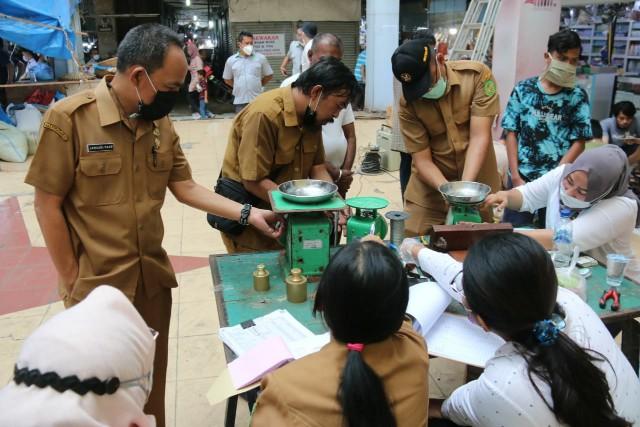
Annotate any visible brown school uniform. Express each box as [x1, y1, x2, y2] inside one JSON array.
[[398, 60, 501, 235], [221, 86, 324, 252], [251, 320, 429, 427], [24, 76, 190, 427]]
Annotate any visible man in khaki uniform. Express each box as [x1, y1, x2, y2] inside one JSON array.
[[221, 56, 357, 252], [391, 39, 501, 234], [24, 24, 280, 427]]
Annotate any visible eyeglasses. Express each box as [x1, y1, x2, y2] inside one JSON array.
[[119, 327, 158, 401]]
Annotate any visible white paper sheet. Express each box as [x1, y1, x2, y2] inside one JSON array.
[[406, 281, 452, 335], [288, 332, 330, 359], [219, 309, 314, 356], [406, 281, 504, 368], [426, 313, 505, 368]]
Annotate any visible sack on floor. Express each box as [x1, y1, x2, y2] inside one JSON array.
[[0, 122, 28, 162], [14, 104, 43, 155]]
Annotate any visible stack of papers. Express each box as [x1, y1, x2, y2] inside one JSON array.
[[406, 281, 504, 368], [220, 310, 330, 389]]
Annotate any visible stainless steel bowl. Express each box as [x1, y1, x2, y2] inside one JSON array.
[[439, 181, 491, 205], [278, 179, 338, 204]]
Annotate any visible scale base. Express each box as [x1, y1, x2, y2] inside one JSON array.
[[445, 205, 483, 225]]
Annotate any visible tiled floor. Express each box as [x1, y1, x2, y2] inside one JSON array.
[[0, 116, 468, 426]]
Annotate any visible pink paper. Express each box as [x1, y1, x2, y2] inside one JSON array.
[[228, 335, 294, 389]]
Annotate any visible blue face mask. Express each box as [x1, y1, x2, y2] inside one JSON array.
[[422, 63, 447, 100]]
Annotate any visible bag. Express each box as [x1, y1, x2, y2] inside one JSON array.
[[0, 121, 28, 162], [206, 177, 255, 235]]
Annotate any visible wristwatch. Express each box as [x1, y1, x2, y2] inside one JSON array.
[[239, 203, 252, 226]]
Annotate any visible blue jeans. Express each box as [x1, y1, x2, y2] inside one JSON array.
[[502, 174, 546, 228], [199, 99, 206, 118]]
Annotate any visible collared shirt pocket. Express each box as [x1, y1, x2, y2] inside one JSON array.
[[146, 151, 173, 200], [77, 155, 125, 206], [420, 107, 447, 138]]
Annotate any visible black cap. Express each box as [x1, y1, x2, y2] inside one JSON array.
[[391, 39, 433, 101]]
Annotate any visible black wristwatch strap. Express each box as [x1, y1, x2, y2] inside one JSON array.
[[239, 203, 252, 226]]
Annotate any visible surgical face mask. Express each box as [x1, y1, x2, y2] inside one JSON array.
[[541, 57, 577, 88], [92, 54, 100, 61], [132, 69, 179, 121], [559, 185, 591, 209], [242, 44, 253, 56], [422, 63, 447, 100], [302, 90, 323, 128]]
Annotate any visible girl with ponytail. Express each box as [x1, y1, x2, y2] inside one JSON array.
[[403, 233, 640, 427], [251, 238, 429, 427]]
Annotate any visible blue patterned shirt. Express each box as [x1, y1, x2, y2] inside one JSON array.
[[502, 77, 592, 181], [354, 50, 366, 82]]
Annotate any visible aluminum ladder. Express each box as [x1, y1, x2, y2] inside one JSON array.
[[448, 0, 502, 63]]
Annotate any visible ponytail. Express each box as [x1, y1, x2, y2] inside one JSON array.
[[338, 349, 396, 427], [517, 330, 631, 427]]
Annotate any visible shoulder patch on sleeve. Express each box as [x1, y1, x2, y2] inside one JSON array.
[[483, 79, 497, 97], [42, 121, 69, 141]]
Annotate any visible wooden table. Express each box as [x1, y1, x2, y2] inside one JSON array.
[[209, 249, 640, 426]]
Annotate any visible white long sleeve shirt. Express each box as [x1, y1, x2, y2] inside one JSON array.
[[516, 165, 640, 282], [441, 287, 640, 426]]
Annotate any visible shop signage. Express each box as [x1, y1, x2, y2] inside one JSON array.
[[253, 33, 286, 57]]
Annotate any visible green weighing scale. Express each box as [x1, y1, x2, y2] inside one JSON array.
[[270, 180, 346, 276], [439, 181, 491, 225], [345, 196, 389, 242]]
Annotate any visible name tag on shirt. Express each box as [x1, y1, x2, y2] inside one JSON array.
[[87, 143, 114, 153]]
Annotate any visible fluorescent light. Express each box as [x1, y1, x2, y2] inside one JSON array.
[[193, 15, 198, 21], [449, 27, 458, 35], [208, 20, 213, 29], [185, 0, 190, 5]]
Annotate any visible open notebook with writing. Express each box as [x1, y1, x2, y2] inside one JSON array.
[[406, 281, 505, 368]]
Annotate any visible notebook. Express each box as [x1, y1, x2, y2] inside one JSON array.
[[406, 281, 504, 368], [227, 335, 295, 389]]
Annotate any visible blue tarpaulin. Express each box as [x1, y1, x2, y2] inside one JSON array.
[[0, 0, 80, 59]]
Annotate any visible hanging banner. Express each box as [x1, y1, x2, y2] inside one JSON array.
[[253, 33, 285, 57]]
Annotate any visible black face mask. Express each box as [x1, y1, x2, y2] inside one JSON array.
[[132, 70, 179, 121], [302, 91, 323, 129]]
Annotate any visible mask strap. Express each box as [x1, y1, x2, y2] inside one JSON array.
[[313, 89, 323, 112], [141, 68, 158, 94]]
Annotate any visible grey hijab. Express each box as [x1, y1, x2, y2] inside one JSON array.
[[561, 144, 640, 225]]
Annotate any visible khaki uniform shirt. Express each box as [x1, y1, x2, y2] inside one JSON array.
[[251, 320, 429, 427], [221, 86, 324, 251], [25, 77, 192, 302], [399, 61, 501, 211]]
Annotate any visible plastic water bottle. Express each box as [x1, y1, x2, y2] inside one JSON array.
[[552, 209, 574, 268]]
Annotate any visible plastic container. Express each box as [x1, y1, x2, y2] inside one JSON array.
[[556, 267, 587, 301], [552, 209, 574, 268]]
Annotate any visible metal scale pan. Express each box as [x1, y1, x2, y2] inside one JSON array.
[[439, 181, 491, 207], [278, 179, 338, 204]]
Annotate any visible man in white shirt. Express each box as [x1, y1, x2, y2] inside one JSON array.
[[280, 23, 304, 77], [223, 31, 274, 113], [299, 22, 318, 73], [281, 33, 356, 197]]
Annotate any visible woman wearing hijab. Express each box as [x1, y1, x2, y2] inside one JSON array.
[[486, 144, 640, 281], [0, 285, 156, 427]]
